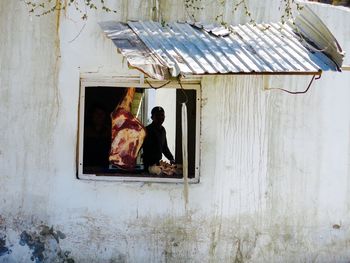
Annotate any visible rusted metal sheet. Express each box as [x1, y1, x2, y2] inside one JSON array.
[[100, 7, 344, 80]]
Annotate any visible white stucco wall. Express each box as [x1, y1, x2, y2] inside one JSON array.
[[1, 0, 350, 262]]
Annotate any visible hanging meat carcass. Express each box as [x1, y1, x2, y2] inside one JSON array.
[[109, 88, 146, 170]]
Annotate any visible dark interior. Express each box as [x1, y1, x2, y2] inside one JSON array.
[[82, 86, 197, 178]]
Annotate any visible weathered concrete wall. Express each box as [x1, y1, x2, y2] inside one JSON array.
[[1, 0, 350, 262]]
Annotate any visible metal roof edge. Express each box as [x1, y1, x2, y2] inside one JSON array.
[[99, 18, 342, 79], [294, 5, 345, 70]]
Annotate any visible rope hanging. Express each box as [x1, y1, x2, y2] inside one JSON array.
[[178, 78, 189, 206]]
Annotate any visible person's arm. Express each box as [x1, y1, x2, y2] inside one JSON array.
[[162, 131, 175, 164]]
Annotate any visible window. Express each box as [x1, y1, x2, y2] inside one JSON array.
[[77, 76, 200, 183]]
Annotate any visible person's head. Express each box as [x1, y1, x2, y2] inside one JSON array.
[[151, 106, 165, 127]]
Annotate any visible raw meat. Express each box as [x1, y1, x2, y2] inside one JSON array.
[[109, 88, 146, 170], [148, 161, 182, 176]]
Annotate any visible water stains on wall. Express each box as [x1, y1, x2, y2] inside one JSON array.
[[0, 236, 11, 257], [19, 225, 74, 263], [0, 215, 11, 257], [19, 231, 45, 262], [0, 215, 73, 263]]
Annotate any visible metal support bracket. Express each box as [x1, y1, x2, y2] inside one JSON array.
[[268, 74, 321, 95], [145, 79, 171, 89]]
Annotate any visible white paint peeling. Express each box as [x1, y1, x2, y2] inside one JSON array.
[[1, 0, 350, 262]]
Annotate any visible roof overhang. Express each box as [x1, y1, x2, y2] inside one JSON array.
[[99, 6, 344, 80]]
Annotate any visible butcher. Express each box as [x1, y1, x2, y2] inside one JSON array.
[[142, 106, 175, 172]]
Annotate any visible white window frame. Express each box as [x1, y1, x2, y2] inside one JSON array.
[[77, 74, 201, 183]]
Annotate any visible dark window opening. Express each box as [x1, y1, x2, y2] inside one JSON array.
[[81, 86, 198, 179]]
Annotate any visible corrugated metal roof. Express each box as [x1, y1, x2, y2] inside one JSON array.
[[100, 6, 344, 80]]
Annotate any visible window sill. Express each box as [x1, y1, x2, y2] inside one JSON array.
[[78, 174, 200, 184]]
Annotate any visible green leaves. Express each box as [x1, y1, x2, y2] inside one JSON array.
[[184, 0, 204, 22], [23, 0, 117, 18]]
